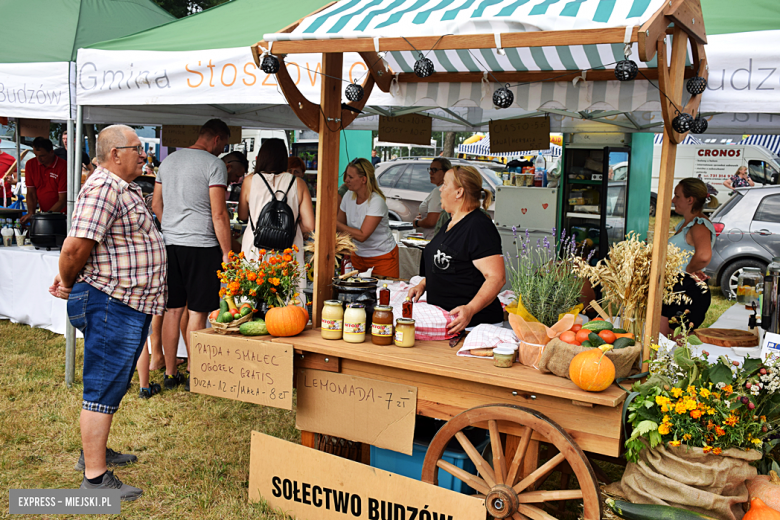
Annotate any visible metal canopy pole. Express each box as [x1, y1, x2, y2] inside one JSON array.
[[65, 115, 76, 387]]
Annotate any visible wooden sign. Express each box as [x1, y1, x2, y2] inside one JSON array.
[[161, 124, 241, 148], [249, 432, 486, 520], [20, 119, 50, 139], [296, 369, 417, 455], [189, 331, 293, 410], [378, 114, 432, 146], [489, 116, 550, 153]]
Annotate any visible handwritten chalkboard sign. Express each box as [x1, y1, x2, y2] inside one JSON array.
[[489, 116, 550, 153], [161, 125, 241, 148], [378, 114, 432, 146], [190, 331, 293, 410], [296, 369, 417, 455], [249, 432, 486, 520]]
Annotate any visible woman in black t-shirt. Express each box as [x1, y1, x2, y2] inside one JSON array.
[[408, 165, 505, 333]]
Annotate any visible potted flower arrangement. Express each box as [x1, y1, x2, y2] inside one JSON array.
[[217, 246, 309, 337], [504, 228, 586, 367], [617, 318, 780, 519]]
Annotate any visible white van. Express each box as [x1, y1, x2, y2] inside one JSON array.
[[226, 129, 288, 172], [650, 143, 780, 214]]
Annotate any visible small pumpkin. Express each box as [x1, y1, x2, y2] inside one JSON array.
[[569, 345, 615, 392], [745, 497, 780, 520], [265, 304, 307, 337], [747, 472, 780, 514]]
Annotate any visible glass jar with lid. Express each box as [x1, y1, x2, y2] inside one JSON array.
[[321, 300, 344, 340], [371, 306, 394, 345], [737, 267, 763, 309], [394, 318, 415, 347], [344, 303, 366, 343]]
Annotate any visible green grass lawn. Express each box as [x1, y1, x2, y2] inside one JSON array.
[[0, 320, 297, 520]]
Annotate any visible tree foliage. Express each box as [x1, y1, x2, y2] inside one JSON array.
[[151, 0, 229, 18]]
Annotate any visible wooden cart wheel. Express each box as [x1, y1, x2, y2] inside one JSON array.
[[421, 404, 601, 520]]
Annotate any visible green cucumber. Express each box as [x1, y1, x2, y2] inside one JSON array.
[[219, 311, 234, 323], [581, 340, 593, 349], [606, 498, 717, 520], [240, 305, 252, 317], [588, 332, 606, 347], [219, 299, 229, 314], [239, 319, 268, 336], [582, 320, 613, 332], [613, 337, 636, 350], [613, 328, 627, 334]]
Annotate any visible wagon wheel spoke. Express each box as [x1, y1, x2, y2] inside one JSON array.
[[489, 420, 507, 485], [516, 504, 559, 520], [435, 459, 491, 495], [512, 513, 530, 520], [516, 490, 583, 503], [455, 431, 497, 487], [513, 452, 565, 494], [506, 425, 532, 487]]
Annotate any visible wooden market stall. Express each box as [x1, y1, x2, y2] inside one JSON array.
[[242, 1, 711, 518]]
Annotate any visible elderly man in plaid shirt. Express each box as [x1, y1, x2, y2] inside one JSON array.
[[49, 125, 166, 501]]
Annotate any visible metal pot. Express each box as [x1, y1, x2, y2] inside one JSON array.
[[30, 212, 66, 250], [331, 276, 378, 328]]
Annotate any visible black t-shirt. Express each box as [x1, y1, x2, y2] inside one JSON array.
[[420, 209, 503, 327], [54, 147, 91, 168]]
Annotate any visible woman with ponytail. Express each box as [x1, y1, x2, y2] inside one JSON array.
[[408, 165, 505, 333]]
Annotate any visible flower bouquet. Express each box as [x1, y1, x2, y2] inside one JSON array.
[[218, 246, 305, 309], [615, 320, 780, 519], [504, 229, 585, 367]]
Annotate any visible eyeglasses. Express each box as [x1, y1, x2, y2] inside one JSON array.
[[116, 145, 144, 155], [429, 167, 443, 173]]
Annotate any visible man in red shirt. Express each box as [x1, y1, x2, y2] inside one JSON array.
[[21, 137, 67, 223]]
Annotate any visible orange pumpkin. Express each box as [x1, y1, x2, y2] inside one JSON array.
[[297, 305, 310, 324], [747, 472, 780, 514], [265, 305, 307, 337], [745, 498, 780, 520], [569, 345, 615, 392]]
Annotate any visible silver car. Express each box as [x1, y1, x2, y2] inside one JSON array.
[[374, 158, 500, 221], [704, 185, 780, 297]]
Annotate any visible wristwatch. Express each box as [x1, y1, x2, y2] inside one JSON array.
[[413, 218, 419, 228]]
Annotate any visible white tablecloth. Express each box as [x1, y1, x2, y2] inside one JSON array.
[[0, 245, 187, 356], [0, 245, 70, 334]]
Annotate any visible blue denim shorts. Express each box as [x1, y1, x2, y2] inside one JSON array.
[[67, 283, 152, 414]]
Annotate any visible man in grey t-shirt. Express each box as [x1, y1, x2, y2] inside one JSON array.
[[152, 119, 232, 391]]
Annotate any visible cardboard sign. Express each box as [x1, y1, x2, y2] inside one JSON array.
[[249, 432, 486, 520], [161, 124, 241, 148], [489, 117, 550, 153], [296, 369, 417, 455], [761, 331, 780, 360], [20, 119, 50, 138], [189, 331, 293, 410], [378, 114, 432, 146]]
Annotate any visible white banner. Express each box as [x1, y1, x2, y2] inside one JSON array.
[[700, 30, 780, 114], [0, 62, 74, 120], [77, 47, 397, 107]]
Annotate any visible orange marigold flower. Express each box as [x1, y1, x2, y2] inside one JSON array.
[[703, 446, 713, 453], [219, 288, 226, 298], [724, 415, 739, 427], [293, 244, 299, 252], [683, 434, 692, 441], [715, 426, 726, 437], [669, 440, 681, 447], [282, 269, 288, 276], [690, 409, 702, 419], [249, 289, 257, 296], [247, 272, 257, 281], [713, 447, 722, 455], [283, 248, 292, 254], [270, 288, 277, 293], [239, 251, 245, 259], [283, 254, 293, 262], [723, 385, 733, 395]]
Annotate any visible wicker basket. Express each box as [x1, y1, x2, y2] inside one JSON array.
[[209, 312, 253, 335]]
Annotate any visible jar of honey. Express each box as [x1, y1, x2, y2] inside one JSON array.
[[343, 303, 366, 343], [320, 300, 344, 340], [371, 305, 394, 345], [394, 318, 415, 347]]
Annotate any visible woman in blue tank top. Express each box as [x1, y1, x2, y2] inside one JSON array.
[[661, 178, 716, 335]]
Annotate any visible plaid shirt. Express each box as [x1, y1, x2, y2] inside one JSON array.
[[70, 166, 167, 315]]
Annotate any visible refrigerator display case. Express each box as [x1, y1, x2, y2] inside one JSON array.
[[561, 145, 630, 261]]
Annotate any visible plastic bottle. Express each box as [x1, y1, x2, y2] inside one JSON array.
[[534, 155, 545, 187], [1, 220, 13, 247]]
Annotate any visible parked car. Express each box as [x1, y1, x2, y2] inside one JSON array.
[[374, 157, 500, 222], [704, 185, 780, 298]]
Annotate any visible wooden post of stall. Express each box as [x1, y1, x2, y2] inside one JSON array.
[[643, 28, 689, 367], [311, 52, 343, 326]]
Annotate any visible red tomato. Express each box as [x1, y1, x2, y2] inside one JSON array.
[[209, 310, 219, 321], [230, 308, 240, 316], [598, 330, 617, 344], [592, 317, 604, 321], [575, 329, 592, 345], [560, 331, 578, 344], [570, 324, 582, 333]]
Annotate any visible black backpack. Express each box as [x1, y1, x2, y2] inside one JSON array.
[[249, 174, 298, 251]]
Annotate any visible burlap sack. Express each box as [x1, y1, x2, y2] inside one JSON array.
[[606, 442, 761, 520], [537, 338, 641, 380]]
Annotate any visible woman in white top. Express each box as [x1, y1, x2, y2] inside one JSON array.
[[413, 158, 451, 239], [238, 138, 314, 271], [337, 158, 399, 278]]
